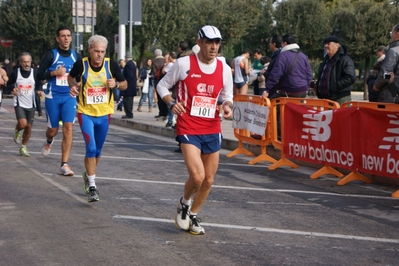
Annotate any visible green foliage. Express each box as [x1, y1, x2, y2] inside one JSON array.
[[0, 0, 399, 76], [94, 0, 119, 59], [273, 0, 330, 59], [0, 0, 72, 62]]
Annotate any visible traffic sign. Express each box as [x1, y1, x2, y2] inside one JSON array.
[[1, 39, 13, 48]]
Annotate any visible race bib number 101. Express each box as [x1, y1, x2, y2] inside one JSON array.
[[190, 96, 217, 118]]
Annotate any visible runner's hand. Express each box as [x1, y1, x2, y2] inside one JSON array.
[[70, 84, 80, 97]]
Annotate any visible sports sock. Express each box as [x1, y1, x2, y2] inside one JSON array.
[[87, 174, 96, 188], [182, 197, 191, 206]]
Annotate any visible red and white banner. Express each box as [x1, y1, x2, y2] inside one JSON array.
[[283, 102, 399, 178]]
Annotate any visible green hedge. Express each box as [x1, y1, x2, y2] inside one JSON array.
[[353, 81, 366, 91]]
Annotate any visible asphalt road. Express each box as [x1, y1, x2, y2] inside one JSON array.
[[1, 98, 399, 266]]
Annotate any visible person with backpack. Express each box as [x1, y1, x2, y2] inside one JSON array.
[[137, 58, 154, 112]]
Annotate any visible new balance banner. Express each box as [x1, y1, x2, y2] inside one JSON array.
[[283, 102, 399, 178]]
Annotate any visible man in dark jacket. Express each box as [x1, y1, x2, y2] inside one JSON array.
[[263, 35, 282, 97], [315, 36, 356, 106], [121, 52, 137, 118]]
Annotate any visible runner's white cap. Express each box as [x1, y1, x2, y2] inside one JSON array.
[[198, 25, 222, 40]]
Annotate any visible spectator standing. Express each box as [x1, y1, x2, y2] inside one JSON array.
[[266, 34, 313, 140], [9, 52, 43, 156], [121, 52, 137, 119], [177, 41, 193, 58], [137, 58, 154, 112], [374, 24, 399, 92], [162, 51, 177, 127], [115, 59, 125, 111], [157, 25, 233, 235], [263, 35, 283, 97], [252, 48, 264, 95], [2, 59, 13, 94], [0, 67, 8, 108], [257, 56, 271, 96], [375, 45, 386, 64], [68, 35, 127, 202], [232, 48, 251, 95], [368, 63, 381, 102], [315, 36, 356, 106], [152, 49, 167, 120], [31, 61, 43, 117], [266, 34, 312, 99], [37, 25, 82, 176]]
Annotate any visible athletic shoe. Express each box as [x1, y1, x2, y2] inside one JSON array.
[[82, 171, 89, 195], [19, 146, 30, 157], [88, 186, 99, 202], [41, 140, 53, 156], [189, 216, 205, 235], [59, 164, 74, 176], [174, 197, 190, 230], [13, 130, 21, 144]]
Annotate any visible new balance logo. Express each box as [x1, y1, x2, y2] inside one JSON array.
[[379, 114, 399, 150], [301, 110, 333, 142]]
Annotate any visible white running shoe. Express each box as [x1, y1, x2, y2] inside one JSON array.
[[59, 164, 74, 176], [174, 197, 190, 230], [41, 140, 53, 156], [88, 186, 99, 202], [189, 216, 205, 235]]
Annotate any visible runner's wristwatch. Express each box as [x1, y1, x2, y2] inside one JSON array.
[[168, 100, 176, 110]]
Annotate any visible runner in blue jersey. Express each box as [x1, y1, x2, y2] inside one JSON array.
[[37, 25, 82, 176]]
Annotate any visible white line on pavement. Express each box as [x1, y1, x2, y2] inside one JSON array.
[[74, 175, 396, 200], [113, 215, 399, 244]]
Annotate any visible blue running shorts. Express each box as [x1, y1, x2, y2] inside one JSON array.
[[45, 96, 76, 128], [176, 133, 222, 154]]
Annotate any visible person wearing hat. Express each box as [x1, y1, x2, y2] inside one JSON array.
[[121, 51, 138, 119], [315, 35, 356, 106], [156, 25, 233, 235]]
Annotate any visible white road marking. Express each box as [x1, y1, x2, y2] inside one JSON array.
[[113, 215, 399, 244], [71, 175, 396, 200]]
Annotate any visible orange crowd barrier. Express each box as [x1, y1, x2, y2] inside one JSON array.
[[341, 101, 399, 197], [268, 98, 341, 178], [227, 94, 277, 165]]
